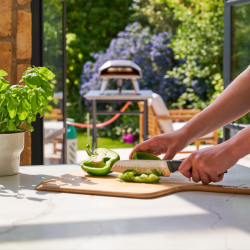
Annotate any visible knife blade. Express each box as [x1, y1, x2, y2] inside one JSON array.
[[111, 160, 227, 177], [111, 160, 183, 177]]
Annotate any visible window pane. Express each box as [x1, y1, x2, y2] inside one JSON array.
[[43, 0, 65, 164], [231, 4, 250, 80], [231, 3, 250, 124]]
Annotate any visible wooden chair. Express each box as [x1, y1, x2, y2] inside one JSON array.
[[44, 109, 63, 121], [138, 102, 218, 151], [44, 108, 63, 154]]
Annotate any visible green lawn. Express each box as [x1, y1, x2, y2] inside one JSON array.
[[77, 132, 135, 150]]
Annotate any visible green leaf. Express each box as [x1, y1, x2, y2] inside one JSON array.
[[37, 89, 48, 108], [42, 81, 54, 100], [18, 99, 30, 120], [7, 97, 18, 119], [22, 73, 43, 89], [31, 94, 37, 113], [0, 77, 10, 91], [7, 120, 16, 131], [37, 67, 56, 80], [39, 110, 45, 118], [0, 70, 8, 77], [25, 122, 34, 132]]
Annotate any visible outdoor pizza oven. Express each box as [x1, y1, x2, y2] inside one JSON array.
[[98, 60, 142, 95]]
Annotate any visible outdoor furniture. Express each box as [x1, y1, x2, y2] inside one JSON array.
[[1, 163, 250, 249], [85, 90, 152, 150], [44, 120, 64, 164], [138, 93, 218, 150]]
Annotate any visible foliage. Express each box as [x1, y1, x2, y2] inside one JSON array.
[[80, 22, 184, 141], [81, 22, 183, 105], [43, 0, 64, 113], [0, 67, 55, 133], [130, 0, 180, 34], [163, 0, 224, 109], [66, 0, 135, 112], [77, 133, 135, 150], [231, 4, 250, 124]]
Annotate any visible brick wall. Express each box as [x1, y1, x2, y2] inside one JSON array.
[[0, 0, 32, 165]]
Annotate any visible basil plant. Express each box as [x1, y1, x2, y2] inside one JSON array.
[[0, 67, 55, 133]]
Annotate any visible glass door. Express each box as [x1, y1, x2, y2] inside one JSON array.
[[43, 0, 67, 164], [223, 0, 250, 139]]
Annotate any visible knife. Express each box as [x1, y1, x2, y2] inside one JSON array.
[[111, 160, 183, 177], [111, 160, 227, 177]]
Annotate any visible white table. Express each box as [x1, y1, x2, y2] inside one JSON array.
[[1, 164, 250, 250]]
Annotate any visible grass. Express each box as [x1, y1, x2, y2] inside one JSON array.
[[77, 132, 135, 150]]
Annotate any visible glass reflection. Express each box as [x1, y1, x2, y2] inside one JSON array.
[[231, 4, 250, 124], [43, 0, 65, 164]]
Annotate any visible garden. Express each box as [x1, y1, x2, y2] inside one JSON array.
[[66, 0, 224, 149]]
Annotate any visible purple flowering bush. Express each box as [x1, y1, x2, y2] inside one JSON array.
[[80, 22, 185, 105], [81, 22, 186, 143]]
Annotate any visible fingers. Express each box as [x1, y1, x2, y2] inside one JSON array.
[[209, 173, 224, 183], [179, 156, 213, 184], [199, 172, 211, 185], [129, 141, 149, 159], [179, 158, 192, 178], [191, 167, 201, 183], [162, 149, 176, 160]]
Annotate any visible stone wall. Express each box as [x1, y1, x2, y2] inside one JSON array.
[[0, 0, 32, 165]]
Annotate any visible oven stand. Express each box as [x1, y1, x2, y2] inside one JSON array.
[[90, 99, 148, 151]]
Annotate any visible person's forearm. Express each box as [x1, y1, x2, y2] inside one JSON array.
[[225, 126, 250, 161], [182, 66, 250, 143]]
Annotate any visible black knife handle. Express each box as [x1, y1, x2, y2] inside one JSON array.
[[166, 160, 227, 174]]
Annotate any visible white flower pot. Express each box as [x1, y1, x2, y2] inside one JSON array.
[[0, 131, 25, 176]]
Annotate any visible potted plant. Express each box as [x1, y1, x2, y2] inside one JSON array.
[[0, 66, 55, 176]]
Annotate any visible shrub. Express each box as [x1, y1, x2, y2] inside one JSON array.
[[80, 22, 184, 106]]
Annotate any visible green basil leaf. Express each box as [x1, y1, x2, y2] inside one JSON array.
[[0, 118, 8, 124], [7, 120, 16, 131], [31, 94, 37, 113], [0, 70, 8, 77], [0, 96, 5, 107], [39, 110, 45, 118], [42, 81, 54, 100], [0, 77, 10, 91], [37, 67, 55, 80], [25, 122, 34, 132], [18, 99, 30, 120], [22, 73, 43, 89], [37, 89, 48, 108], [7, 97, 18, 119]]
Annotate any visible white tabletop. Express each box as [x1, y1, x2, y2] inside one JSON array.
[[1, 164, 250, 250], [84, 90, 152, 100]]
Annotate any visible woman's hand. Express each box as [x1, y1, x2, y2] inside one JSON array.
[[179, 141, 239, 185], [129, 130, 189, 160]]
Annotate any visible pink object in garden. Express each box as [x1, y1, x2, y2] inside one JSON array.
[[123, 133, 136, 143]]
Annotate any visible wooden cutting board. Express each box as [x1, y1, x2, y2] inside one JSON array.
[[35, 164, 250, 198]]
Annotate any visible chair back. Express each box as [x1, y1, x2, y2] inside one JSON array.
[[138, 102, 161, 141]]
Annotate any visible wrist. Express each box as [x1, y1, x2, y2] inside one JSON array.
[[223, 135, 247, 161], [174, 127, 192, 149]]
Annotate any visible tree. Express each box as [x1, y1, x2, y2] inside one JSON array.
[[163, 0, 224, 109], [81, 22, 183, 106], [66, 0, 135, 113], [130, 0, 179, 34]]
